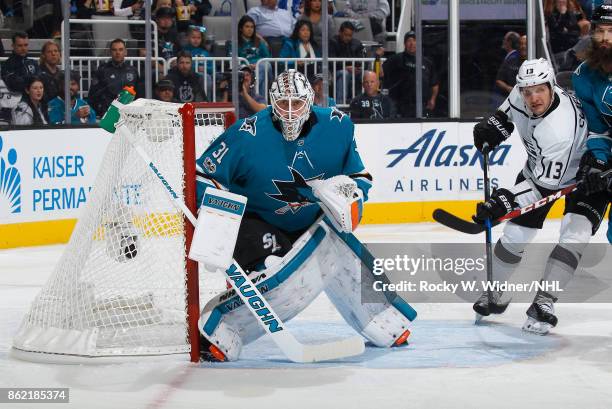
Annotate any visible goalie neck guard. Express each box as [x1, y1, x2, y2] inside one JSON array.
[[269, 70, 315, 142]]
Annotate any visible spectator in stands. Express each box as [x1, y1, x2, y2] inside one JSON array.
[[277, 0, 301, 17], [1, 32, 39, 94], [545, 0, 589, 54], [88, 38, 139, 116], [342, 0, 390, 42], [114, 0, 148, 50], [519, 34, 528, 61], [151, 0, 175, 27], [298, 0, 335, 47], [113, 0, 144, 17], [39, 41, 63, 103], [184, 25, 212, 73], [12, 76, 48, 125], [184, 25, 214, 97], [154, 0, 174, 12], [175, 0, 212, 32], [48, 72, 96, 125], [494, 31, 521, 98], [382, 31, 439, 118], [349, 70, 396, 119], [247, 0, 296, 55], [154, 78, 176, 102], [329, 21, 365, 104], [309, 72, 336, 107], [164, 50, 207, 102], [556, 35, 590, 71], [156, 6, 182, 60], [229, 15, 273, 96], [219, 65, 267, 118], [280, 20, 320, 74], [74, 0, 95, 19], [578, 0, 593, 20], [96, 0, 114, 15]]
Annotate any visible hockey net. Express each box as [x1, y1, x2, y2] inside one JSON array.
[[12, 100, 236, 363]]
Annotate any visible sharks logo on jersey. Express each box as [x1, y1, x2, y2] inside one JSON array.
[[239, 116, 258, 136], [602, 85, 612, 117], [267, 167, 324, 215], [330, 107, 345, 122]]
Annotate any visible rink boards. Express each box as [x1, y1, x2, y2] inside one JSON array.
[[0, 121, 569, 248]]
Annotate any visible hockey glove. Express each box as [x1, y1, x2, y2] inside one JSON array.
[[473, 110, 514, 152], [308, 175, 364, 233], [472, 188, 517, 224], [577, 151, 612, 195]]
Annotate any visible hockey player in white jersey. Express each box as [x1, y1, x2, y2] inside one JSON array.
[[471, 58, 594, 335], [194, 70, 416, 361]]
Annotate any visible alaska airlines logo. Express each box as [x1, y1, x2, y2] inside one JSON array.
[[0, 135, 21, 215], [267, 167, 323, 214], [386, 129, 511, 168]]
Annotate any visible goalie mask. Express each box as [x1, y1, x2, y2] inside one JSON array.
[[270, 70, 315, 142], [515, 58, 556, 117]]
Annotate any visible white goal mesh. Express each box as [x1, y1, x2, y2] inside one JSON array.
[[12, 100, 234, 362]]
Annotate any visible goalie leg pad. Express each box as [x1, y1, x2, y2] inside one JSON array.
[[198, 221, 336, 360], [198, 314, 243, 361], [323, 229, 413, 347]]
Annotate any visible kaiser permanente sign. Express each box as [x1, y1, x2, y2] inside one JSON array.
[[0, 122, 542, 248]]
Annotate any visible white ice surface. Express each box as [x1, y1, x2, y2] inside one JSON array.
[[1, 221, 611, 409]]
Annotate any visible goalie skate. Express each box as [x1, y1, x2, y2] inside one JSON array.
[[199, 332, 227, 362]]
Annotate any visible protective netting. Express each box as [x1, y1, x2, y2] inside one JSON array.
[[13, 100, 230, 360]]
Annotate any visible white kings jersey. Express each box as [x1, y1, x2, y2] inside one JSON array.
[[499, 85, 588, 190]]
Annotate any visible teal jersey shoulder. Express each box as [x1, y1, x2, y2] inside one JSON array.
[[572, 62, 612, 161]]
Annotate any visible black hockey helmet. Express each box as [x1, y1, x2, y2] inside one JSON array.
[[592, 5, 612, 26]]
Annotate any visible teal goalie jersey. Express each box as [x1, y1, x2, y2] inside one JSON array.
[[196, 106, 372, 232]]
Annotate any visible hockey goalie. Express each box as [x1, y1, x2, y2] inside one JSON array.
[[192, 70, 416, 362]]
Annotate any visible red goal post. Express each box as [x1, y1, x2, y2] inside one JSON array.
[[182, 102, 236, 362]]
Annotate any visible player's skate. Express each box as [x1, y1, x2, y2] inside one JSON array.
[[199, 332, 227, 362], [522, 291, 558, 335], [473, 289, 510, 322]]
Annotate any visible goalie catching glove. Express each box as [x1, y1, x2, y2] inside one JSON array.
[[473, 110, 514, 152], [472, 188, 517, 224], [308, 175, 364, 233]]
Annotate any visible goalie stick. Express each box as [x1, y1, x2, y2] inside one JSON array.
[[117, 123, 365, 363], [433, 169, 612, 235]]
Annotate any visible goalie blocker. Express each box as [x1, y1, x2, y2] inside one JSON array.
[[197, 214, 415, 361]]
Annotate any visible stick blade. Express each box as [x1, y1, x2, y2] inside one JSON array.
[[299, 336, 365, 363], [277, 331, 365, 363], [432, 209, 485, 234]]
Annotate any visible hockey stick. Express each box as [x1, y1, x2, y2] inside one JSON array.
[[433, 169, 612, 235], [482, 146, 493, 305], [117, 124, 365, 363]]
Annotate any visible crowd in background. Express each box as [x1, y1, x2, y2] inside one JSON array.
[[0, 0, 605, 125]]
